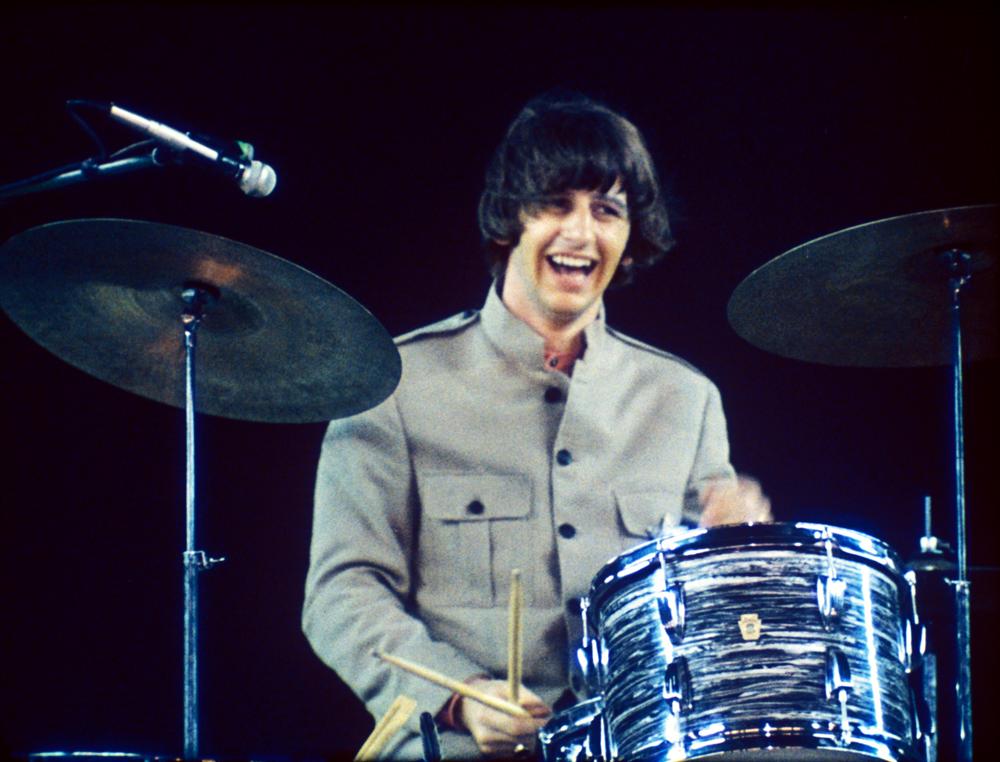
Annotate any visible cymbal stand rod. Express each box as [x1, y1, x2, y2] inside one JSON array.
[[180, 287, 223, 761], [944, 249, 972, 762]]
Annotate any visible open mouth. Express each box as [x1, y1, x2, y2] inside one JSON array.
[[546, 254, 597, 276]]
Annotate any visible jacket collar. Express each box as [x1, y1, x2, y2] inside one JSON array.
[[479, 280, 607, 374]]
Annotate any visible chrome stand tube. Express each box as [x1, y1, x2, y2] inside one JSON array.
[[944, 249, 972, 762], [180, 288, 223, 761]]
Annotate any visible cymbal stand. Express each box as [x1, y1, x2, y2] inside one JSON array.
[[942, 249, 972, 762], [181, 286, 224, 761]]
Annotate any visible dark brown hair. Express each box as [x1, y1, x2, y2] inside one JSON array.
[[478, 93, 674, 287]]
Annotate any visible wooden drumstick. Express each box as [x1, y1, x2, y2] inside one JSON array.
[[354, 694, 417, 760], [374, 651, 531, 718], [507, 569, 523, 703]]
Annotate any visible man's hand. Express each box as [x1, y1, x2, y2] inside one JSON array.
[[456, 678, 551, 758], [699, 475, 772, 527]]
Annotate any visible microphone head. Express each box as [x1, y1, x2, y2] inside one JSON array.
[[239, 160, 277, 197]]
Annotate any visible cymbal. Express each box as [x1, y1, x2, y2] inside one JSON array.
[[0, 219, 402, 422], [727, 204, 998, 367]]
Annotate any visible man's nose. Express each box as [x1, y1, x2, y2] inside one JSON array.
[[560, 205, 596, 245]]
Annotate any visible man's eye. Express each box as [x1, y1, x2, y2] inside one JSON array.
[[596, 203, 624, 218], [544, 197, 572, 212]]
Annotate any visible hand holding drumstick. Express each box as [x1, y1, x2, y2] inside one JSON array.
[[376, 570, 550, 757], [457, 677, 550, 757], [373, 651, 548, 756], [462, 573, 550, 757]]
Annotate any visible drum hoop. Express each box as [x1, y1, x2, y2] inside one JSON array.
[[588, 522, 907, 613], [29, 755, 167, 762]]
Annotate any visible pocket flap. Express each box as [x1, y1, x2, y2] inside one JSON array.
[[420, 473, 532, 521], [613, 488, 679, 537]]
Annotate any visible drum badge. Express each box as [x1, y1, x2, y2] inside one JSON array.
[[739, 613, 762, 641]]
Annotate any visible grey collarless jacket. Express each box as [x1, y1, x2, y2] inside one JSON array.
[[303, 285, 735, 757]]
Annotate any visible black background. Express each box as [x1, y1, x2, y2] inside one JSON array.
[[1, 6, 997, 761]]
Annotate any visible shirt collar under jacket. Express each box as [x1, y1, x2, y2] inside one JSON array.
[[479, 280, 608, 375]]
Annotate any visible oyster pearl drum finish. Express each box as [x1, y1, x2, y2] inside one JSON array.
[[586, 523, 922, 761], [539, 697, 607, 762]]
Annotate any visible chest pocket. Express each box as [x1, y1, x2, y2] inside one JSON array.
[[416, 473, 532, 607]]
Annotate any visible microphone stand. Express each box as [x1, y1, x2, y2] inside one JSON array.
[[0, 154, 164, 202]]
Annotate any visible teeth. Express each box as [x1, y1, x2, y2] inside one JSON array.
[[549, 254, 595, 270]]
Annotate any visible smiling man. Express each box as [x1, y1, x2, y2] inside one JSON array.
[[303, 93, 770, 759], [501, 182, 630, 354]]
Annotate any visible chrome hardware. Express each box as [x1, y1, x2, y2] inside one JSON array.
[[663, 656, 692, 713], [816, 527, 846, 630], [826, 647, 854, 742], [817, 574, 846, 630], [572, 633, 604, 697], [657, 584, 686, 643], [820, 526, 841, 581], [587, 711, 615, 762]]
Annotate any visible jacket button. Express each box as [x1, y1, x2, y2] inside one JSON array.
[[558, 523, 576, 539], [556, 449, 573, 466], [544, 387, 563, 403], [467, 500, 485, 515]]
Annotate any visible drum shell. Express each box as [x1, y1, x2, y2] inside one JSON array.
[[587, 523, 921, 761], [538, 696, 606, 762]]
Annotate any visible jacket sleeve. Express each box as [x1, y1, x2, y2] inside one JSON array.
[[301, 394, 486, 737], [680, 379, 737, 527]]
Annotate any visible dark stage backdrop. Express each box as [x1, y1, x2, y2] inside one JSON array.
[[1, 6, 996, 761]]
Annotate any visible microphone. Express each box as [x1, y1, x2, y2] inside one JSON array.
[[108, 104, 276, 197]]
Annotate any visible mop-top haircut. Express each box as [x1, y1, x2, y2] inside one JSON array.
[[478, 92, 674, 287]]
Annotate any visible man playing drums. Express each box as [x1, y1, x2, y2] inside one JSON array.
[[303, 93, 770, 759]]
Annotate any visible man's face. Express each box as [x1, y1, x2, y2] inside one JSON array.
[[502, 183, 631, 329]]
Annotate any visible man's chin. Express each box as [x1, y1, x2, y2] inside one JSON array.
[[543, 295, 600, 325]]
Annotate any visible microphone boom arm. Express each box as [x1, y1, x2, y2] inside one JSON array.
[[0, 154, 165, 203]]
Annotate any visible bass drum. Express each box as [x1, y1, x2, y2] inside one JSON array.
[[586, 523, 924, 761]]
